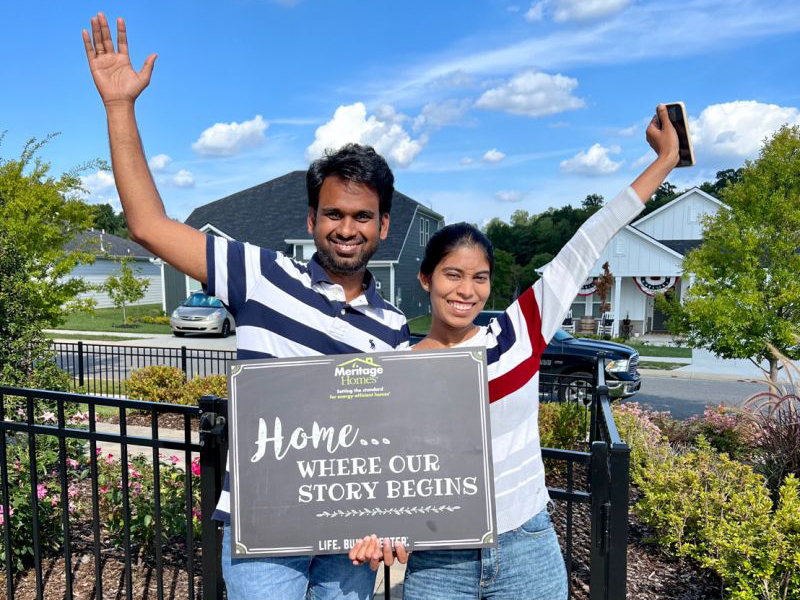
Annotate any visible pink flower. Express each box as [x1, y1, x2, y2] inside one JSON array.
[[105, 453, 114, 465], [0, 506, 12, 525], [191, 458, 201, 477], [16, 408, 25, 419], [37, 484, 47, 500], [51, 496, 59, 508], [41, 411, 56, 423], [100, 485, 109, 495], [131, 482, 142, 496], [170, 455, 180, 465], [128, 466, 142, 479], [13, 459, 21, 471], [96, 447, 103, 456], [67, 458, 80, 469], [67, 485, 78, 499]]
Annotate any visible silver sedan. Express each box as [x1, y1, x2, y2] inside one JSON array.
[[170, 293, 235, 337]]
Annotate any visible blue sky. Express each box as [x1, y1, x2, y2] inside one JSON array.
[[2, 0, 799, 226]]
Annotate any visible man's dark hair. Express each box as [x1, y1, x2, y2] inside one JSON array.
[[307, 144, 395, 215]]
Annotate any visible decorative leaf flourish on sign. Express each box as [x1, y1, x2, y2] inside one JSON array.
[[316, 505, 462, 518]]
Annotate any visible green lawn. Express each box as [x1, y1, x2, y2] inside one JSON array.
[[408, 314, 432, 335], [638, 360, 686, 370], [56, 304, 172, 334], [627, 343, 692, 358]]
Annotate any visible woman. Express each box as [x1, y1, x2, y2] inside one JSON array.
[[350, 105, 679, 599]]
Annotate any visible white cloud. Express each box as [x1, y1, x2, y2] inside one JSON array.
[[483, 149, 506, 163], [475, 70, 585, 117], [495, 190, 525, 203], [690, 100, 800, 159], [173, 169, 195, 188], [413, 99, 471, 132], [552, 0, 631, 21], [305, 103, 425, 168], [81, 170, 115, 195], [148, 154, 172, 172], [192, 115, 268, 157], [525, 1, 546, 21], [560, 143, 623, 175], [460, 157, 475, 166]]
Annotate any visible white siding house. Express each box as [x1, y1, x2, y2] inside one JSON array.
[[65, 230, 164, 310], [567, 188, 726, 335]]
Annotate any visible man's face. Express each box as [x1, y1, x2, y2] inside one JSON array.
[[307, 175, 390, 277]]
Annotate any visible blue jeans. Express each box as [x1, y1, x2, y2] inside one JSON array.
[[403, 508, 568, 599], [221, 526, 376, 600]]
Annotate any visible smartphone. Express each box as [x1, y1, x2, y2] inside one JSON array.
[[657, 102, 695, 167]]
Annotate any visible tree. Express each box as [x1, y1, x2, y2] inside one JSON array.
[[0, 135, 100, 326], [659, 125, 800, 384], [699, 168, 744, 197], [0, 230, 69, 389], [91, 203, 128, 237], [102, 256, 150, 325], [581, 193, 604, 211]]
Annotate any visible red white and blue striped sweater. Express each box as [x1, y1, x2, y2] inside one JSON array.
[[455, 187, 644, 533]]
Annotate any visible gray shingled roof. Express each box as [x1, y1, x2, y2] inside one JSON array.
[[64, 230, 155, 259], [184, 171, 441, 261], [657, 239, 704, 256]]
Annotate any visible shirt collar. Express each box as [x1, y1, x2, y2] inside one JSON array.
[[308, 252, 388, 310]]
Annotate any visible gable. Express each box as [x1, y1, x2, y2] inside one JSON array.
[[587, 226, 684, 277], [632, 188, 725, 241]]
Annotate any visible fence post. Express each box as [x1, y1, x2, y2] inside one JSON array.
[[181, 346, 188, 377], [589, 441, 610, 600], [607, 445, 630, 600], [199, 395, 228, 600], [78, 341, 85, 388]]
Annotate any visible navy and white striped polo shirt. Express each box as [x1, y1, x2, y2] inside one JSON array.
[[204, 235, 410, 522]]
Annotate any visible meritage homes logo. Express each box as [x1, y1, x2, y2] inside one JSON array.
[[334, 357, 384, 385]]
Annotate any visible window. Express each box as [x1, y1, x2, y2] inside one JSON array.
[[419, 217, 431, 246]]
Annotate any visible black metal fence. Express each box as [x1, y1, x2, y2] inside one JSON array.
[[51, 341, 236, 396], [26, 344, 628, 600], [0, 386, 227, 600]]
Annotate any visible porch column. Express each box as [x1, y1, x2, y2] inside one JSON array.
[[612, 276, 622, 336], [681, 274, 695, 305]]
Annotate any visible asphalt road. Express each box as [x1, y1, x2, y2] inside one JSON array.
[[631, 374, 768, 420]]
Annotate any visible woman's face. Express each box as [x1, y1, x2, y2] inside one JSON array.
[[421, 244, 491, 331]]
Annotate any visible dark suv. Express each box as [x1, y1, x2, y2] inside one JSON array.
[[411, 311, 640, 400]]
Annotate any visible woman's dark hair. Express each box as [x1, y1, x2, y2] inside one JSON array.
[[307, 143, 395, 215], [420, 223, 495, 278]]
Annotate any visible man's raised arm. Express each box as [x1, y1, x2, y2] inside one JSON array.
[[83, 13, 207, 284]]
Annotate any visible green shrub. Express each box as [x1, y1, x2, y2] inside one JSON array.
[[539, 402, 588, 451], [96, 452, 201, 549], [126, 365, 186, 404], [612, 402, 671, 483], [0, 411, 89, 570], [138, 315, 170, 325], [636, 438, 800, 599], [179, 374, 227, 405]]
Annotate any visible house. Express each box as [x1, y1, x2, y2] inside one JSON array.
[[567, 187, 727, 336], [162, 171, 444, 319], [65, 229, 164, 310]]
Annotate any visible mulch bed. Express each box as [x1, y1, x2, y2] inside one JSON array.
[[0, 522, 205, 600], [98, 412, 200, 432]]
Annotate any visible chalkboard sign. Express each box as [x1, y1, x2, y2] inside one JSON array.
[[228, 348, 496, 557]]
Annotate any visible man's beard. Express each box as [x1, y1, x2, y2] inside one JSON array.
[[315, 237, 378, 276]]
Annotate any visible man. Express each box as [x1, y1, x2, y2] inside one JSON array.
[[83, 13, 407, 599]]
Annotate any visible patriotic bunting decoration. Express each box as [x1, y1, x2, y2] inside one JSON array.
[[577, 277, 597, 297], [634, 275, 677, 296]]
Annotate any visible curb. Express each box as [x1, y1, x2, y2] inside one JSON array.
[[638, 368, 765, 383]]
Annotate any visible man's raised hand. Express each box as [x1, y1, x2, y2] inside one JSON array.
[[83, 13, 156, 108]]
